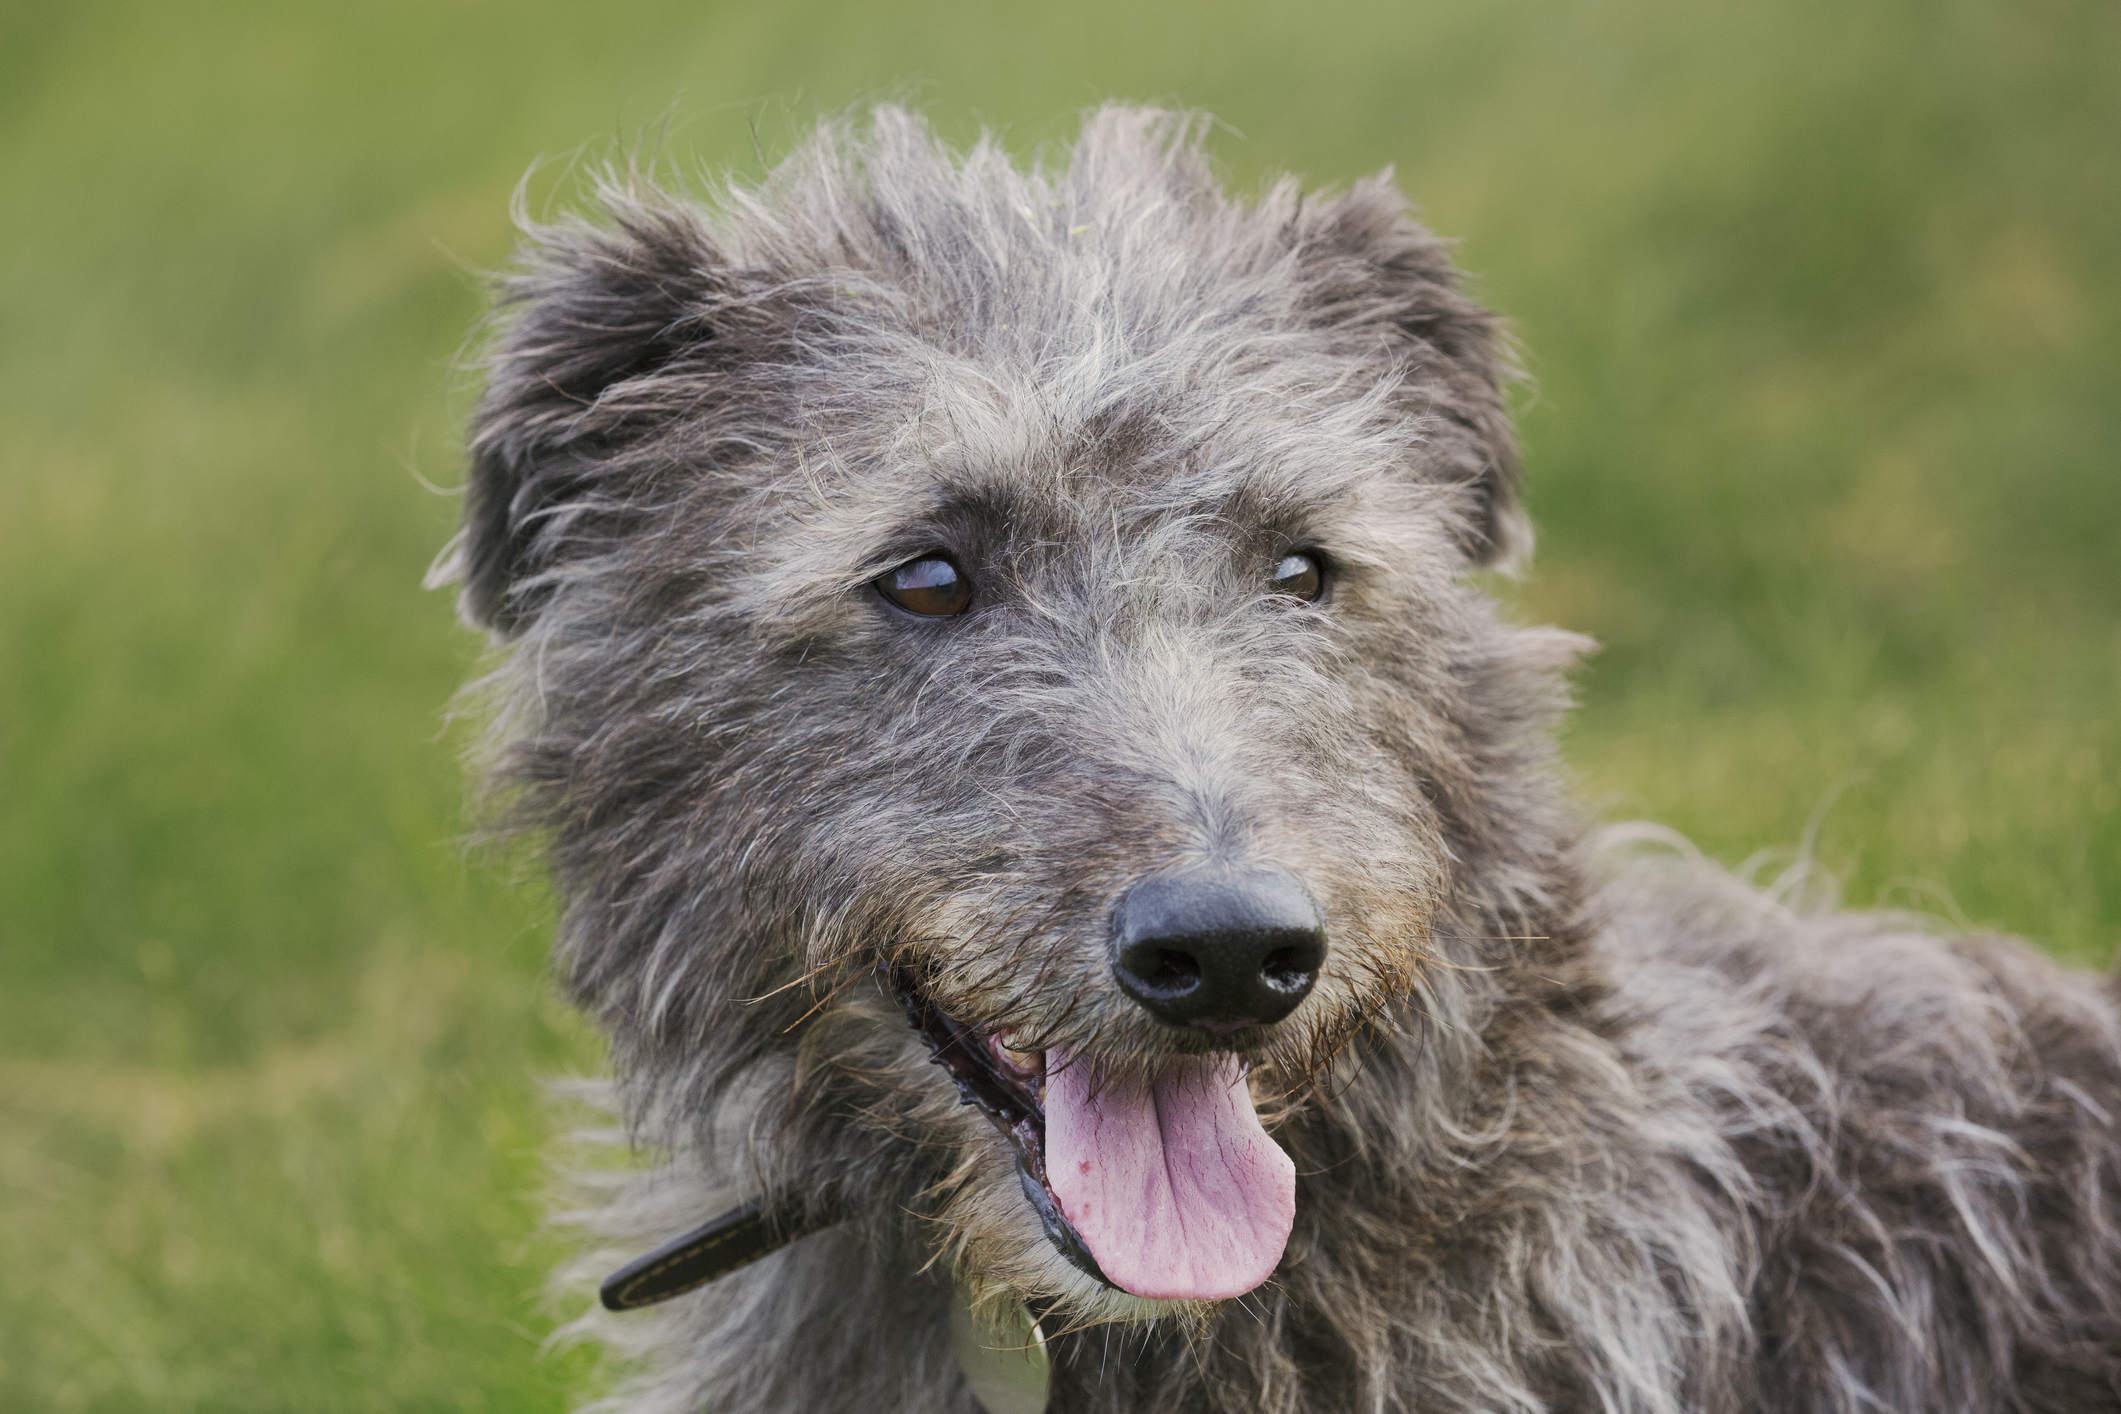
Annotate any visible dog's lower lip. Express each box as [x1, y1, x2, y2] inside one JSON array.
[[880, 960, 1115, 1289]]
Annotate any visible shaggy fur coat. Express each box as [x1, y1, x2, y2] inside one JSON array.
[[437, 106, 2121, 1413]]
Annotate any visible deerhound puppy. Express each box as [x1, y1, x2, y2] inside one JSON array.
[[437, 105, 2121, 1413]]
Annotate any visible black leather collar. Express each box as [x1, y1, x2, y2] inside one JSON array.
[[599, 1193, 833, 1310]]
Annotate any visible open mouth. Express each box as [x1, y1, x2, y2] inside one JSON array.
[[883, 960, 1297, 1303], [883, 959, 1112, 1287]]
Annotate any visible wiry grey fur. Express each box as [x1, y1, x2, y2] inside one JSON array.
[[438, 106, 2121, 1413]]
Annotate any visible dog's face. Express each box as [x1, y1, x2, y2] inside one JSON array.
[[450, 108, 1574, 1324]]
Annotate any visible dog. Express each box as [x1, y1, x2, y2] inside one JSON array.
[[436, 105, 2121, 1413]]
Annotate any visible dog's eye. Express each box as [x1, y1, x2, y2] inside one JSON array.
[[1270, 552, 1324, 602], [876, 556, 973, 617]]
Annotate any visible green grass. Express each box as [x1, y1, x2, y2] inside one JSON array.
[[2, 0, 2114, 1406]]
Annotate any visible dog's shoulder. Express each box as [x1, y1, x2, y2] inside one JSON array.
[[1582, 836, 2121, 1396]]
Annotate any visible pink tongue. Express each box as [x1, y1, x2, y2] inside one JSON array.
[[1043, 1049, 1295, 1300]]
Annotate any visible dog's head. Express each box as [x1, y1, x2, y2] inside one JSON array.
[[445, 106, 1583, 1324]]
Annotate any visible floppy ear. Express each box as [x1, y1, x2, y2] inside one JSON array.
[[1293, 174, 1530, 571], [446, 193, 763, 637]]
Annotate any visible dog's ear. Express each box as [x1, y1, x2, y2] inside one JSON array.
[[1292, 175, 1530, 571], [443, 193, 765, 637]]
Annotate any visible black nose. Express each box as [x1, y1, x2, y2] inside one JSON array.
[[1112, 869, 1327, 1034]]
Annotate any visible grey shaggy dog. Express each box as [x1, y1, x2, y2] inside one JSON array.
[[436, 106, 2121, 1413]]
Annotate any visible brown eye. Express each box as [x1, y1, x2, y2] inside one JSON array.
[[876, 555, 973, 617], [1270, 552, 1324, 602]]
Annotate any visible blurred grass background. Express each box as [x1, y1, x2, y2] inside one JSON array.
[[2, 0, 2114, 1406]]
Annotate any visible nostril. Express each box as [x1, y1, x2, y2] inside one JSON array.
[[1116, 942, 1204, 1000], [1259, 946, 1317, 993], [1145, 949, 1201, 989]]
